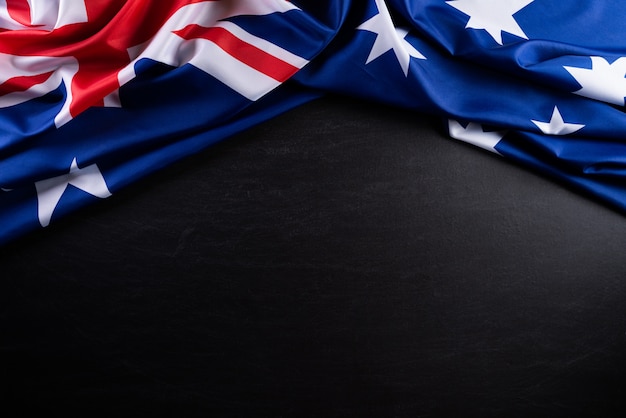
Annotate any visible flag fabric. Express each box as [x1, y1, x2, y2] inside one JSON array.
[[2, 0, 626, 245]]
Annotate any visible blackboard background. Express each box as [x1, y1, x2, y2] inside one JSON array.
[[3, 96, 626, 416]]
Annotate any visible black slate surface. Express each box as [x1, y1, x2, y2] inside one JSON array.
[[2, 96, 626, 416]]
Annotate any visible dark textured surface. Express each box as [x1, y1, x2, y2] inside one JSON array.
[[2, 96, 626, 416]]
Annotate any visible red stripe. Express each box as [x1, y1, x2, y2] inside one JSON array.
[[6, 0, 31, 26], [0, 71, 54, 96], [174, 24, 300, 82]]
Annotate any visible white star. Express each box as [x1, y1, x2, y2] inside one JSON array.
[[564, 56, 626, 106], [357, 0, 425, 76], [531, 106, 585, 135], [34, 158, 112, 227], [448, 120, 506, 154], [445, 0, 533, 45]]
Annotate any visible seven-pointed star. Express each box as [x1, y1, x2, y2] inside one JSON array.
[[531, 106, 585, 135], [34, 158, 112, 227], [448, 120, 506, 154], [564, 56, 626, 106], [357, 0, 425, 76], [445, 0, 534, 45]]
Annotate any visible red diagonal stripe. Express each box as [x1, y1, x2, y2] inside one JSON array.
[[174, 24, 299, 82], [6, 0, 31, 26], [0, 71, 54, 96]]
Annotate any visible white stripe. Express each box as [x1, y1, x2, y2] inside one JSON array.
[[0, 0, 87, 29], [30, 0, 88, 29], [0, 73, 62, 107], [227, 0, 299, 15], [103, 90, 121, 107], [0, 54, 78, 127], [188, 39, 281, 101], [214, 20, 308, 69], [0, 0, 25, 29]]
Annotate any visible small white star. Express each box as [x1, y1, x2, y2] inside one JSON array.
[[34, 158, 112, 227], [448, 120, 506, 154], [531, 106, 585, 135], [564, 56, 626, 106], [357, 0, 425, 76], [445, 0, 533, 45]]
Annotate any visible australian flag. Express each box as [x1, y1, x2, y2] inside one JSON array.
[[1, 0, 626, 245]]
